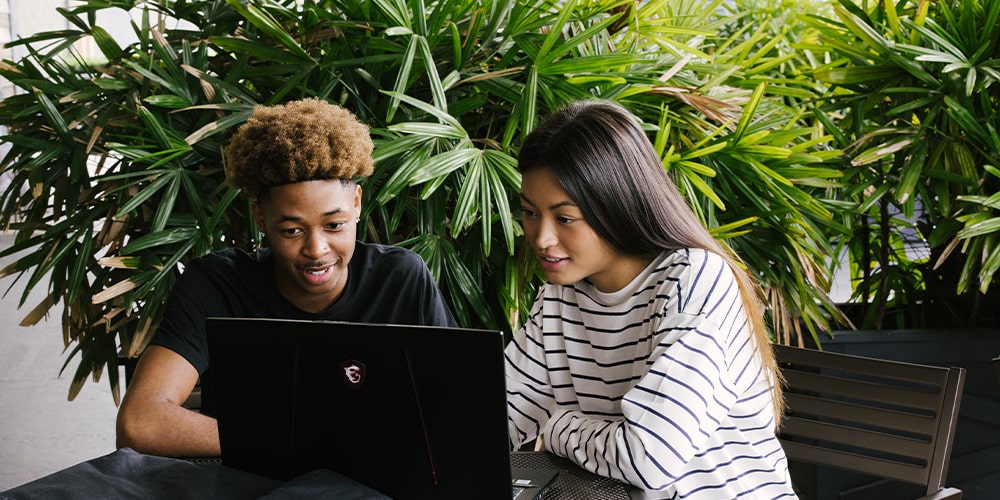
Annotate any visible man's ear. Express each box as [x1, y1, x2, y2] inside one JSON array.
[[354, 184, 363, 218], [251, 201, 265, 231]]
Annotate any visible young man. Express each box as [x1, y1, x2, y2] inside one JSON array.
[[116, 99, 456, 458]]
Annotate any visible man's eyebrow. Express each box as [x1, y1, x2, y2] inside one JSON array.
[[277, 209, 347, 222]]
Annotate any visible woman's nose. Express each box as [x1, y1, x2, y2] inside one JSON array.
[[533, 218, 558, 250]]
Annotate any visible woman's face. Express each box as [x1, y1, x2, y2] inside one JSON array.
[[252, 179, 361, 313], [519, 168, 645, 293]]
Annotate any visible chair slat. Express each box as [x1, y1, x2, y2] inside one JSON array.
[[784, 370, 944, 412], [780, 441, 928, 485], [783, 393, 937, 435], [775, 345, 966, 498], [777, 345, 949, 385], [781, 417, 932, 461]]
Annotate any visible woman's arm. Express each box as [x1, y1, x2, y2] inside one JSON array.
[[544, 252, 752, 491], [504, 296, 558, 451], [543, 313, 739, 490]]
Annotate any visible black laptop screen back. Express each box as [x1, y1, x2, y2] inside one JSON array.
[[206, 318, 514, 499]]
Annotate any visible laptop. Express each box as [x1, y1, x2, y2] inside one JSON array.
[[205, 317, 558, 500]]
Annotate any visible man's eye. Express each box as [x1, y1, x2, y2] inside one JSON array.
[[327, 222, 345, 230], [281, 228, 302, 236]]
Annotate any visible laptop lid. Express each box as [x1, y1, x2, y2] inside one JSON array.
[[206, 318, 555, 500]]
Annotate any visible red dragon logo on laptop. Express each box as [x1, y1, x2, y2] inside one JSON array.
[[340, 359, 366, 389]]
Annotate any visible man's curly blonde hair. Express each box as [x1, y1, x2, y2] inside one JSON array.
[[224, 98, 374, 199]]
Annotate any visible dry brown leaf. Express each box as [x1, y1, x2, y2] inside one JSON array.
[[97, 256, 139, 269], [19, 293, 56, 327], [458, 67, 526, 85], [92, 279, 137, 304], [127, 316, 155, 358], [67, 376, 85, 402], [86, 124, 103, 155], [0, 260, 21, 279]]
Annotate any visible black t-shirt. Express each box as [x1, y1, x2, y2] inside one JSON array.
[[150, 241, 456, 415]]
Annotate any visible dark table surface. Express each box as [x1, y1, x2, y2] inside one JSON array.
[[1, 448, 633, 500], [0, 448, 388, 500]]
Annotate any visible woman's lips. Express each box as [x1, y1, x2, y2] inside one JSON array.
[[537, 254, 567, 272]]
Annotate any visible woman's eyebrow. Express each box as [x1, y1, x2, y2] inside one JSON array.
[[518, 193, 576, 210]]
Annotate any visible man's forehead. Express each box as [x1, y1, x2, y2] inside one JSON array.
[[255, 180, 359, 219]]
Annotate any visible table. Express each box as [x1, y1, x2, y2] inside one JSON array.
[[0, 448, 388, 500], [512, 451, 634, 499], [1, 448, 634, 499]]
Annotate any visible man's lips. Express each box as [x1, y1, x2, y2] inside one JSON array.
[[299, 264, 334, 284]]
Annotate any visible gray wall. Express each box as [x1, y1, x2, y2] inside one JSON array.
[[2, 0, 137, 98]]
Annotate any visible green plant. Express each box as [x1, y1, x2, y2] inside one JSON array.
[[1, 0, 844, 401], [803, 0, 1000, 328]]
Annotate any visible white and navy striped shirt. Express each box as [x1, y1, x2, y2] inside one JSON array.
[[505, 248, 796, 499]]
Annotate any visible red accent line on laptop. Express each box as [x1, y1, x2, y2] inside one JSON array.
[[405, 349, 438, 486]]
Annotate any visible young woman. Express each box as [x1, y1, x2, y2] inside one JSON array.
[[505, 100, 795, 499]]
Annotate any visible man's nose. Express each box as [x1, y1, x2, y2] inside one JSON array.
[[302, 231, 329, 257]]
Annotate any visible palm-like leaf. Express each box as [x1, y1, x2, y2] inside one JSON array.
[[1, 0, 851, 400], [804, 0, 1000, 326]]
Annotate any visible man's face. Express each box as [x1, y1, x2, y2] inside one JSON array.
[[252, 179, 362, 313]]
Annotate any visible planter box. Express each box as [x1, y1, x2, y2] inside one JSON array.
[[790, 329, 1000, 499]]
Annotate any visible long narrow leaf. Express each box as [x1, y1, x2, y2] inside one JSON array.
[[223, 0, 313, 62]]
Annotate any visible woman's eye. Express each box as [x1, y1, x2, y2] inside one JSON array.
[[519, 207, 536, 218], [557, 216, 576, 224]]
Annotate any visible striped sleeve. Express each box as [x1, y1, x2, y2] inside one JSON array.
[[505, 290, 556, 450], [545, 313, 738, 490], [543, 252, 749, 490], [505, 250, 793, 498]]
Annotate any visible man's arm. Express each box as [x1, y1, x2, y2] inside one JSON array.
[[116, 345, 220, 457]]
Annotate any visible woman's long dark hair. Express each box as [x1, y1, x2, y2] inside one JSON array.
[[519, 100, 784, 425]]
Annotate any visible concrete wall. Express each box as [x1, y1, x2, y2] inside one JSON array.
[[1, 1, 138, 193], [2, 0, 137, 97]]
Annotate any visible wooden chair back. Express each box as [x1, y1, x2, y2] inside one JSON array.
[[775, 344, 965, 499]]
